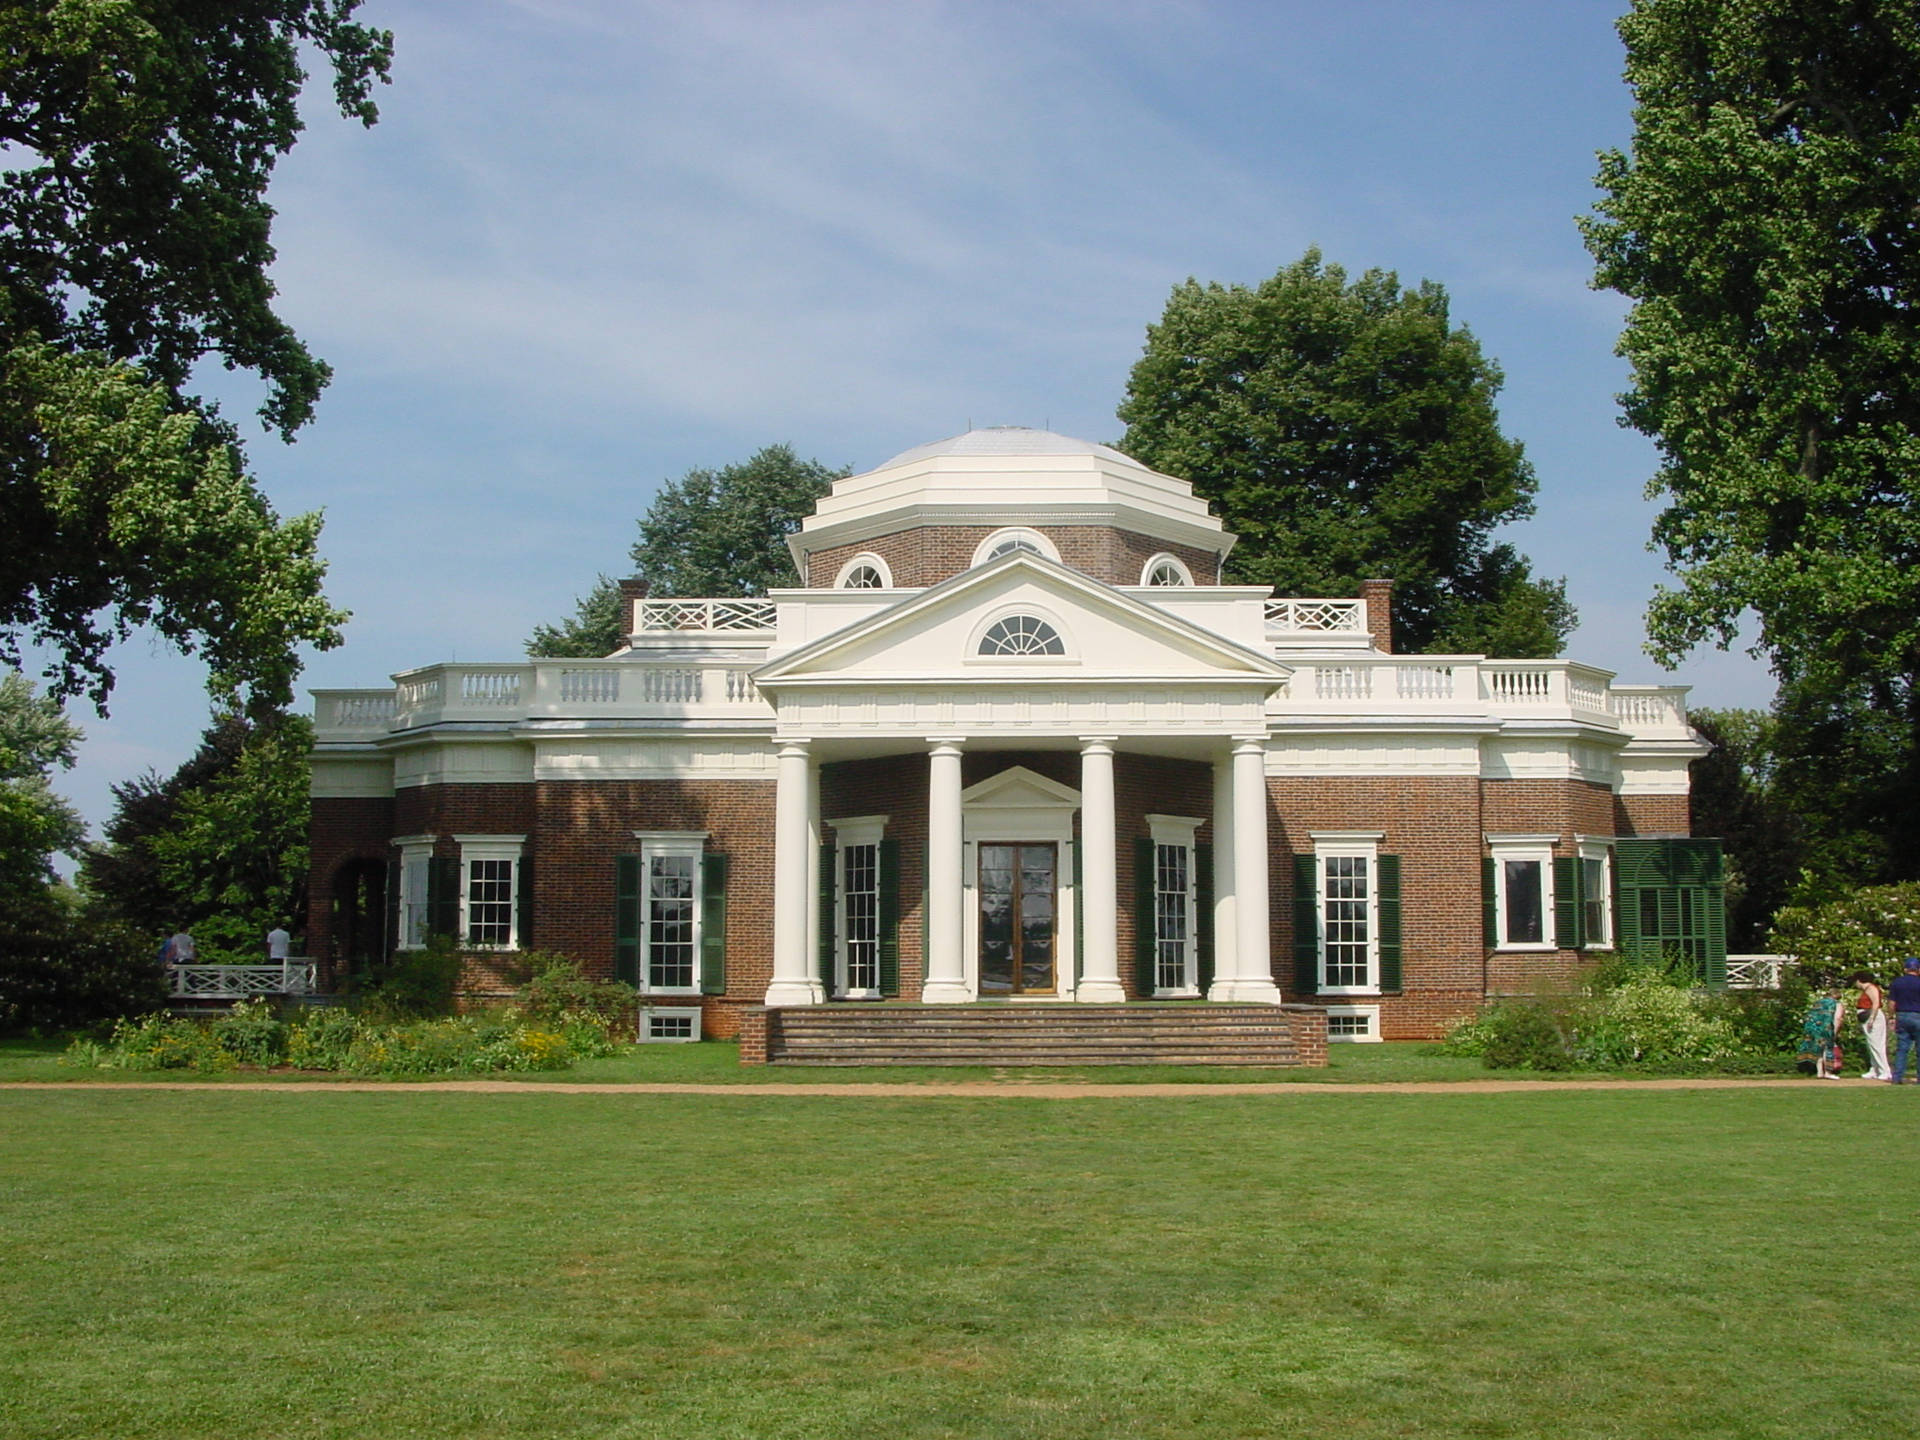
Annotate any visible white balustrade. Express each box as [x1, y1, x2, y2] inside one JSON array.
[[1569, 676, 1610, 713], [1395, 663, 1455, 701], [1484, 666, 1554, 704], [459, 670, 523, 705], [724, 668, 759, 703], [640, 668, 703, 703], [639, 598, 776, 632], [1314, 665, 1372, 700], [1611, 690, 1680, 728], [560, 668, 621, 703], [1265, 598, 1368, 633], [328, 692, 396, 728], [396, 674, 442, 713]]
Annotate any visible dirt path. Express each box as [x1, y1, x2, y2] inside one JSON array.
[[0, 1076, 1886, 1097]]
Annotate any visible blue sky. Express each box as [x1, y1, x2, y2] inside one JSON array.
[[42, 0, 1775, 850]]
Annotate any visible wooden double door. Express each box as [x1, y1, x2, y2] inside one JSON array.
[[978, 842, 1057, 995]]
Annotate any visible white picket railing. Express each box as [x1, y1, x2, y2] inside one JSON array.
[[169, 962, 316, 998], [1265, 598, 1367, 634], [638, 598, 777, 632], [1725, 955, 1792, 991]]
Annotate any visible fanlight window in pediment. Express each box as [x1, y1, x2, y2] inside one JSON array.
[[834, 552, 893, 589], [978, 614, 1065, 656]]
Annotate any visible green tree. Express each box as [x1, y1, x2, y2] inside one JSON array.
[[1687, 707, 1806, 947], [80, 710, 312, 962], [529, 446, 848, 657], [1116, 250, 1574, 656], [0, 2, 392, 711], [1583, 0, 1920, 880], [0, 668, 84, 924]]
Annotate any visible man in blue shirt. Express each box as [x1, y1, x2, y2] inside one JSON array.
[[1889, 957, 1920, 1083]]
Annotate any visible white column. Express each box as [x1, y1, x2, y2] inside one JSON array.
[[1208, 751, 1240, 1002], [805, 757, 821, 992], [1225, 735, 1282, 1003], [922, 738, 971, 1003], [765, 739, 825, 1006], [1077, 736, 1127, 1003]]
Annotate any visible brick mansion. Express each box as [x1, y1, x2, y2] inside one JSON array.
[[307, 427, 1722, 1055]]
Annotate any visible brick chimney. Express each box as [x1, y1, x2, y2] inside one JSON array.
[[1360, 578, 1394, 654], [618, 576, 649, 635]]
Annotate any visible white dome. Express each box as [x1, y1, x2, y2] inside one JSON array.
[[875, 426, 1154, 472]]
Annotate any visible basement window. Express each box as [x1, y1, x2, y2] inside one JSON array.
[[641, 1007, 701, 1042]]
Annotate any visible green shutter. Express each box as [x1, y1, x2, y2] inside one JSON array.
[[385, 857, 401, 960], [1614, 839, 1727, 983], [700, 853, 728, 995], [1135, 836, 1158, 997], [1194, 842, 1215, 994], [428, 856, 461, 940], [1482, 857, 1497, 948], [515, 854, 533, 950], [1376, 854, 1402, 992], [1292, 853, 1320, 995], [1553, 855, 1581, 950], [877, 838, 900, 996], [612, 854, 641, 987], [818, 842, 837, 996], [1071, 839, 1083, 989]]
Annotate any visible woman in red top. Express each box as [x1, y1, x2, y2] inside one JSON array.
[[1852, 971, 1891, 1081]]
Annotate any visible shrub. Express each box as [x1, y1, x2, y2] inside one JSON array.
[[514, 952, 636, 1053], [358, 936, 464, 1020], [1767, 883, 1920, 987], [286, 1006, 360, 1069], [1572, 975, 1742, 1067], [0, 917, 167, 1033], [210, 998, 287, 1066], [75, 1013, 237, 1072]]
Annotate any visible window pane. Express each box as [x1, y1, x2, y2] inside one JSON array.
[[843, 843, 879, 991], [1582, 856, 1607, 944], [1504, 859, 1543, 944], [1322, 855, 1371, 987], [648, 854, 697, 989], [466, 857, 514, 945], [403, 858, 429, 948], [1155, 842, 1190, 990]]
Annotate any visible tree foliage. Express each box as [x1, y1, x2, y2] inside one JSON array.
[[0, 2, 392, 710], [1116, 250, 1574, 656], [529, 446, 848, 657], [81, 709, 312, 962], [0, 668, 84, 923], [1767, 882, 1920, 986], [1584, 0, 1920, 883]]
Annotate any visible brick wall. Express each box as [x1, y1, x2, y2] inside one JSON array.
[[821, 752, 931, 999], [1617, 792, 1691, 836], [533, 778, 776, 1039], [307, 795, 395, 989], [805, 526, 1222, 589], [1269, 774, 1485, 1039]]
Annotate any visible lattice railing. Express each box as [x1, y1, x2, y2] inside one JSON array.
[[1725, 955, 1792, 991], [638, 598, 777, 632], [170, 963, 316, 997], [1265, 598, 1367, 633]]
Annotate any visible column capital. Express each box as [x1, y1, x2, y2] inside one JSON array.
[[925, 735, 967, 755], [776, 737, 813, 757], [1077, 734, 1119, 752], [1230, 733, 1269, 756]]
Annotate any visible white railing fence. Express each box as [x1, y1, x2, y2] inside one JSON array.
[[1265, 598, 1367, 633], [638, 598, 777, 632], [1725, 954, 1793, 991], [169, 961, 316, 998]]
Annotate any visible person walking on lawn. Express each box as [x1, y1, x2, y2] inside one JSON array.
[[1853, 972, 1892, 1080], [1889, 958, 1920, 1084]]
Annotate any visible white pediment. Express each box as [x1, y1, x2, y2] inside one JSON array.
[[962, 765, 1081, 809], [756, 552, 1288, 691]]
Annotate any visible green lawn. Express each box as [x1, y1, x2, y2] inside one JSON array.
[[2, 1085, 1914, 1439]]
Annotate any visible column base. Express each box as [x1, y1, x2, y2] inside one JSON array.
[[1074, 980, 1128, 1003], [920, 980, 974, 1004], [762, 980, 826, 1007], [1208, 978, 1284, 1005]]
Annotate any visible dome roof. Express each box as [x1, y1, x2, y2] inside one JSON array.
[[875, 426, 1155, 471]]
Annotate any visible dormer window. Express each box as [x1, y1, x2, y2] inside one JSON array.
[[833, 553, 893, 589], [971, 528, 1060, 567], [1143, 554, 1193, 586], [978, 615, 1065, 656]]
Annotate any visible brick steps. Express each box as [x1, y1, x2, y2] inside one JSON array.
[[766, 1003, 1319, 1067]]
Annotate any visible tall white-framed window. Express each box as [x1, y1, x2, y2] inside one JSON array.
[[971, 527, 1060, 566], [1314, 832, 1382, 994], [1147, 815, 1202, 996], [1577, 838, 1614, 950], [393, 835, 436, 950], [636, 832, 706, 995], [1140, 552, 1193, 586], [834, 552, 893, 589], [832, 816, 887, 998], [453, 834, 524, 950], [1488, 834, 1557, 951]]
